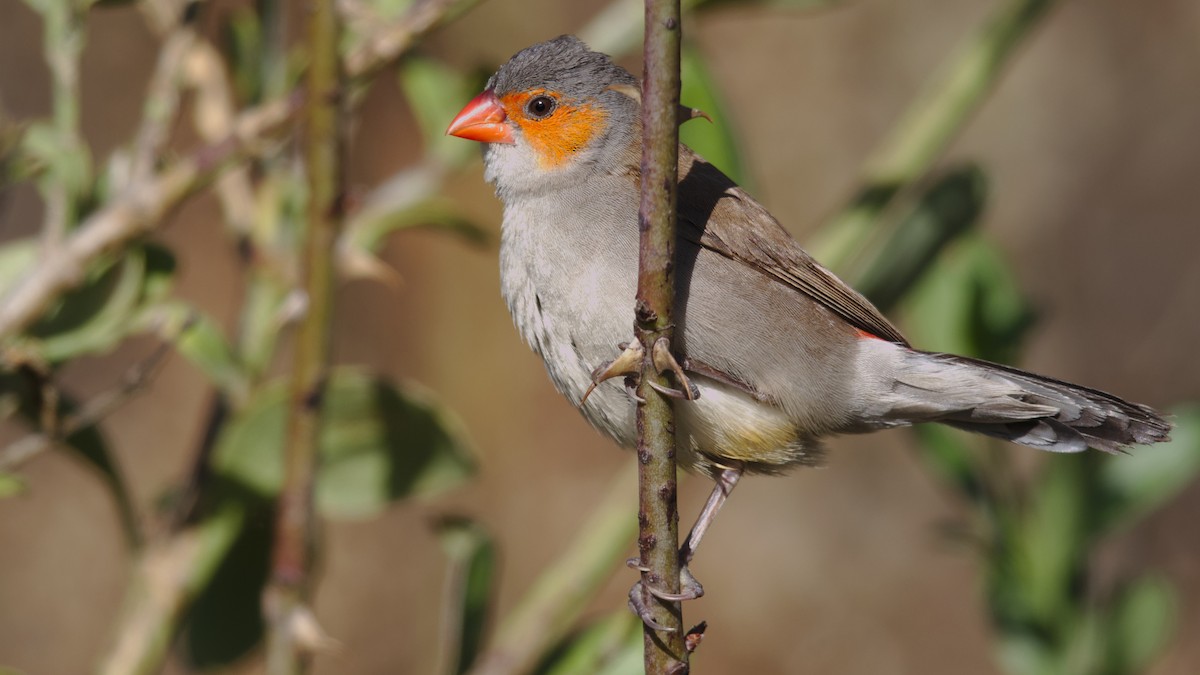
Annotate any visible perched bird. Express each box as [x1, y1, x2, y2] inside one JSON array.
[[447, 35, 1170, 607]]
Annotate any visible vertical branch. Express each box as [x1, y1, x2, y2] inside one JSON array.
[[636, 0, 687, 673], [263, 0, 344, 671]]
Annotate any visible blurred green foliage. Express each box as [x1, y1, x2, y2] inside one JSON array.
[[213, 368, 476, 520], [903, 235, 1200, 675], [437, 516, 497, 675]]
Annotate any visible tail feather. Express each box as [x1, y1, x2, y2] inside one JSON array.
[[895, 351, 1171, 454]]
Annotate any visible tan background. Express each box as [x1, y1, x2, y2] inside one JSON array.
[[2, 0, 1199, 673]]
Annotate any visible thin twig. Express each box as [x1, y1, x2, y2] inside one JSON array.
[[636, 0, 687, 672], [263, 0, 344, 670], [343, 0, 478, 79], [127, 27, 196, 187]]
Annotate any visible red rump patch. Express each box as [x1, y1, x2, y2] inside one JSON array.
[[854, 328, 882, 340]]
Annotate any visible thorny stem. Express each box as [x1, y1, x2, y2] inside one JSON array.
[[263, 0, 344, 670], [636, 0, 688, 673]]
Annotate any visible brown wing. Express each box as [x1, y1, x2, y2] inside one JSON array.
[[674, 148, 910, 347]]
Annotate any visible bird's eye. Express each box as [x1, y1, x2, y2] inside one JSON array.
[[526, 95, 556, 119]]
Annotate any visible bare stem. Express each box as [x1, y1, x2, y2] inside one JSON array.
[[636, 0, 687, 672], [263, 0, 344, 671]]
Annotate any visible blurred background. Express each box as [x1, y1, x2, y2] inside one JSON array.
[[1, 0, 1198, 673]]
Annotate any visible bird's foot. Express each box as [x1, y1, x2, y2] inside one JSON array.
[[650, 337, 699, 401], [580, 342, 643, 405], [580, 338, 699, 405], [626, 558, 705, 631]]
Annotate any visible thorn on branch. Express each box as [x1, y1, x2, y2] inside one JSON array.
[[684, 621, 707, 654]]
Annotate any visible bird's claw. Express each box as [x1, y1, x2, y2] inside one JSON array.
[[644, 566, 705, 602], [651, 338, 699, 401], [580, 342, 644, 406], [581, 338, 698, 405], [626, 557, 651, 572], [626, 567, 705, 631], [648, 379, 698, 400], [628, 585, 675, 632]]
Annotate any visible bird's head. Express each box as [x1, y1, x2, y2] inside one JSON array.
[[446, 35, 640, 198]]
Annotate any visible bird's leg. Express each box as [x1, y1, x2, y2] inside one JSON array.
[[679, 464, 743, 567], [627, 464, 743, 629]]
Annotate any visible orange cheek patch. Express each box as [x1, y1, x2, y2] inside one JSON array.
[[500, 90, 608, 170]]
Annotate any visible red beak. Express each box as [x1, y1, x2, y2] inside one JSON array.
[[446, 90, 515, 144]]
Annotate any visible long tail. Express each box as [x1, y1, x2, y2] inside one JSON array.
[[884, 350, 1171, 453]]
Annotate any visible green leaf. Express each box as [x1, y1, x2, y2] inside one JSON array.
[[996, 632, 1059, 675], [32, 252, 144, 359], [591, 618, 644, 675], [0, 238, 38, 296], [436, 516, 495, 675], [343, 167, 489, 255], [852, 165, 987, 311], [139, 243, 177, 301], [0, 370, 141, 546], [134, 301, 248, 404], [1016, 457, 1091, 622], [182, 500, 268, 669], [0, 472, 27, 498], [399, 56, 484, 166], [1099, 404, 1200, 532], [224, 8, 263, 103], [26, 244, 177, 363], [537, 612, 641, 675], [21, 121, 92, 202], [964, 241, 1036, 364], [901, 234, 1035, 362], [212, 369, 476, 519], [1106, 575, 1175, 674], [913, 424, 984, 501], [680, 43, 748, 186]]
